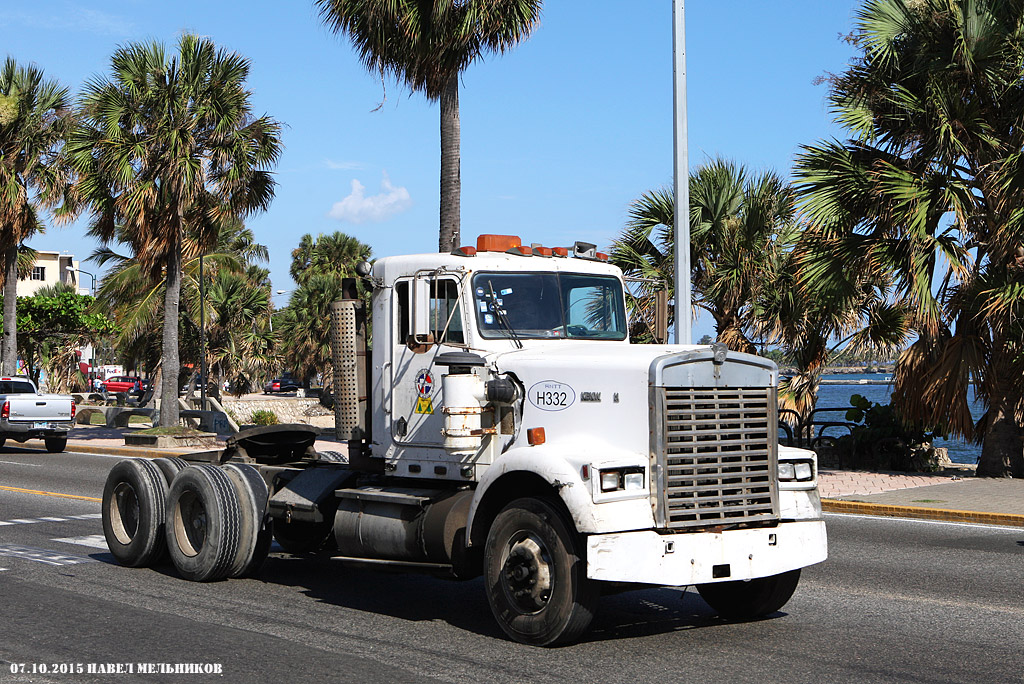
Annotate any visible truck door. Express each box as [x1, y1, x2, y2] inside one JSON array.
[[390, 275, 466, 450]]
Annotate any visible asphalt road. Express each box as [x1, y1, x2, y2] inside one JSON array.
[[1, 447, 1022, 684]]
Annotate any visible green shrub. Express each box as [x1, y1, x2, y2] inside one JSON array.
[[836, 394, 945, 471], [250, 408, 279, 426]]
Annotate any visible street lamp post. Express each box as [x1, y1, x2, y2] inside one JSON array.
[[65, 265, 96, 296], [672, 0, 692, 345]]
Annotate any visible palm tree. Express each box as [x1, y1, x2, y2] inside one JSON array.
[[92, 221, 273, 391], [277, 232, 372, 385], [611, 159, 797, 352], [315, 0, 542, 252], [794, 0, 1024, 477], [290, 231, 372, 285], [63, 35, 282, 426], [0, 59, 71, 374], [203, 268, 276, 396]]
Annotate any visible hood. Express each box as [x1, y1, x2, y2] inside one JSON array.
[[485, 342, 777, 460]]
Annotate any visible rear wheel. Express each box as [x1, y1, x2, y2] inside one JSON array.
[[165, 465, 242, 582], [152, 457, 189, 486], [483, 497, 598, 646], [697, 569, 802, 620], [102, 458, 169, 567], [221, 463, 272, 577], [44, 436, 67, 453]]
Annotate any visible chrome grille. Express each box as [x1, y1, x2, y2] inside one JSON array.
[[653, 387, 778, 529]]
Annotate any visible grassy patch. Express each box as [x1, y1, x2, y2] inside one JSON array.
[[136, 426, 208, 436]]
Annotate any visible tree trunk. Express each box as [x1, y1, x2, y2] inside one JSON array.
[[976, 403, 1024, 478], [439, 76, 460, 253], [159, 238, 182, 427], [1, 243, 19, 375]]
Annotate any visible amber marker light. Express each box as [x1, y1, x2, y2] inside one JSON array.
[[552, 247, 569, 258], [527, 427, 546, 445], [451, 246, 477, 257], [477, 234, 522, 252], [596, 252, 609, 261], [533, 246, 553, 257]]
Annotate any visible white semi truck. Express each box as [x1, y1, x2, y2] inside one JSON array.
[[101, 234, 827, 646]]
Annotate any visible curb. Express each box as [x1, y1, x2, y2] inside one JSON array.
[[25, 440, 199, 461], [822, 498, 1024, 528]]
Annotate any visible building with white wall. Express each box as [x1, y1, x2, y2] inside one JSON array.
[[16, 251, 88, 296]]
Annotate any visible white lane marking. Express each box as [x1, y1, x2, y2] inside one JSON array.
[[52, 535, 108, 550], [0, 544, 97, 566], [0, 460, 42, 467], [0, 513, 102, 526], [825, 512, 1023, 532]]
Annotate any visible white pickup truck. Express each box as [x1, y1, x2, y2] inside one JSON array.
[[0, 376, 75, 452]]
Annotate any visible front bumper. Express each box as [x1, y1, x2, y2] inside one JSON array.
[[586, 519, 827, 586]]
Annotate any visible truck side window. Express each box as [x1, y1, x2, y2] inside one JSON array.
[[430, 279, 464, 344], [396, 281, 410, 343]]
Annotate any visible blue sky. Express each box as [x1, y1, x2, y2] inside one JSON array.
[[4, 1, 861, 339]]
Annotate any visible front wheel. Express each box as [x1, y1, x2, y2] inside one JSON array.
[[696, 569, 801, 620], [484, 498, 598, 646]]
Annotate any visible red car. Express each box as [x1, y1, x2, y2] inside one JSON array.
[[101, 376, 143, 394]]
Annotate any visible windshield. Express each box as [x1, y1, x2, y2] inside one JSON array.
[[473, 272, 627, 340]]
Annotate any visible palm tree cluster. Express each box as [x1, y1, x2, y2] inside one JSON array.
[[62, 35, 282, 425], [276, 232, 372, 386], [795, 0, 1024, 477]]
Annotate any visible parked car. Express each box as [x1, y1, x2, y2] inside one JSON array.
[[0, 376, 75, 452], [100, 376, 144, 395], [263, 377, 300, 394]]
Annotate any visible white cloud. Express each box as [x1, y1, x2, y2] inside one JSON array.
[[324, 159, 363, 171], [329, 172, 412, 224]]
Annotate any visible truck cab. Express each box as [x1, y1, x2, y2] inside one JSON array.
[[350, 234, 827, 643]]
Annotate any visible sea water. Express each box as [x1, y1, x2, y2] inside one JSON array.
[[810, 374, 980, 465]]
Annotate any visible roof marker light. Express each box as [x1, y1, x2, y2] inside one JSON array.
[[451, 246, 477, 257], [506, 245, 533, 257], [596, 252, 609, 261], [552, 247, 569, 258], [533, 246, 553, 257], [477, 234, 521, 252]]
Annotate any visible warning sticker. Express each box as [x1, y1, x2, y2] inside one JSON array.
[[414, 368, 435, 414]]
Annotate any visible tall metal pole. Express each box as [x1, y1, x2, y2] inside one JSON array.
[[199, 254, 207, 407], [672, 0, 692, 344]]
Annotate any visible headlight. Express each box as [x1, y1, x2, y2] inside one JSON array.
[[598, 467, 646, 493], [778, 460, 815, 482]]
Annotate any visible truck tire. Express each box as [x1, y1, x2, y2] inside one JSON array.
[[483, 497, 598, 646], [44, 436, 67, 453], [102, 458, 169, 567], [165, 464, 242, 582], [221, 463, 272, 578], [152, 457, 189, 485], [696, 569, 801, 620]]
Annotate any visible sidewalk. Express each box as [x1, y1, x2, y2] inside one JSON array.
[[15, 426, 1024, 528], [819, 468, 1024, 527]]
